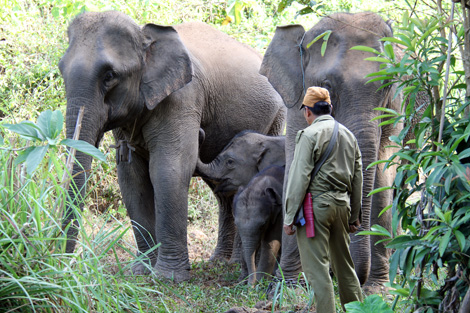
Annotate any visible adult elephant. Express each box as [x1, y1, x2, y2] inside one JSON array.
[[260, 12, 401, 289], [59, 11, 285, 282]]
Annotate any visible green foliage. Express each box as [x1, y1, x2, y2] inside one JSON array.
[[355, 5, 470, 311], [0, 125, 165, 311], [345, 294, 393, 313], [3, 109, 106, 175]]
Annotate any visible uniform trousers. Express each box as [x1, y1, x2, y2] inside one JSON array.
[[296, 193, 363, 312]]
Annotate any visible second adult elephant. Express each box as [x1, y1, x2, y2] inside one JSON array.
[[59, 11, 285, 282], [260, 12, 402, 288]]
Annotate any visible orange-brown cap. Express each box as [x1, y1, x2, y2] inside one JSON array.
[[301, 87, 331, 110]]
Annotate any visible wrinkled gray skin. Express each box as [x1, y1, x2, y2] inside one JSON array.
[[260, 12, 402, 289], [233, 165, 284, 285], [195, 131, 285, 263], [196, 131, 285, 196], [59, 11, 285, 282]]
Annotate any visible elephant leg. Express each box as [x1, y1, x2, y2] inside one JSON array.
[[365, 134, 397, 291], [257, 239, 281, 282], [276, 233, 302, 280], [266, 107, 287, 136], [229, 230, 243, 264], [207, 190, 237, 262], [117, 152, 157, 274], [148, 129, 200, 282]]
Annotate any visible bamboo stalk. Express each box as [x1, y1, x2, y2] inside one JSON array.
[[53, 106, 85, 218]]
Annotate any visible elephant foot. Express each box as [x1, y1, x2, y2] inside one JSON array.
[[130, 254, 156, 275], [131, 261, 152, 275], [209, 250, 232, 262], [153, 260, 191, 282], [362, 281, 389, 296]]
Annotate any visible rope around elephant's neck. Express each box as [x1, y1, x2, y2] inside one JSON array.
[[300, 32, 307, 101]]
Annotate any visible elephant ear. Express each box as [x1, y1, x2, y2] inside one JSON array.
[[265, 186, 282, 225], [141, 24, 193, 110], [260, 25, 305, 108]]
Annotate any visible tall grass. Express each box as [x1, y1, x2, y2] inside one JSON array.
[[0, 137, 169, 311]]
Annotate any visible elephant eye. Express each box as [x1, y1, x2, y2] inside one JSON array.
[[226, 158, 235, 169], [103, 70, 118, 86]]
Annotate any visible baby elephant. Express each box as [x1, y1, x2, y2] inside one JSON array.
[[233, 165, 285, 285]]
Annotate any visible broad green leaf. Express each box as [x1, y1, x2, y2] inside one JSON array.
[[366, 76, 393, 84], [399, 246, 411, 271], [439, 229, 452, 257], [36, 109, 61, 140], [367, 186, 392, 197], [344, 294, 393, 313], [26, 145, 49, 175], [370, 114, 396, 122], [350, 45, 381, 54], [371, 225, 392, 237], [422, 226, 445, 241], [365, 69, 388, 78], [378, 204, 392, 218], [404, 173, 418, 184], [366, 159, 391, 170], [386, 235, 421, 249], [4, 122, 44, 141], [380, 36, 410, 48], [277, 0, 295, 13], [306, 30, 332, 49], [389, 288, 410, 297], [454, 229, 466, 251], [389, 251, 400, 283], [378, 119, 397, 127], [394, 152, 417, 165], [364, 57, 391, 63], [14, 146, 36, 166], [61, 139, 107, 162]]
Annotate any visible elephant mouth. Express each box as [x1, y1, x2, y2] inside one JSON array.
[[214, 180, 237, 196]]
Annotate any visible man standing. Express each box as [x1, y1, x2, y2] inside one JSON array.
[[283, 87, 363, 312]]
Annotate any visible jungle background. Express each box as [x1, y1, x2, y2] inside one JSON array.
[[1, 0, 470, 312]]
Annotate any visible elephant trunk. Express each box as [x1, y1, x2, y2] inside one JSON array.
[[63, 101, 104, 253], [194, 158, 220, 183], [339, 110, 380, 285], [242, 239, 259, 286]]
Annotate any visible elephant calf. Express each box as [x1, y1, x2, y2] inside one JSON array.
[[233, 165, 284, 285], [196, 131, 285, 196]]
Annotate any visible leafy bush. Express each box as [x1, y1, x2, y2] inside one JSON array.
[[0, 110, 171, 311], [356, 6, 470, 312]]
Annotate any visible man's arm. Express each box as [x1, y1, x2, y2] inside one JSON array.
[[284, 132, 315, 227], [349, 141, 363, 224]]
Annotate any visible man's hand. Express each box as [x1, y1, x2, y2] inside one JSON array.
[[284, 223, 296, 235], [348, 220, 360, 233]]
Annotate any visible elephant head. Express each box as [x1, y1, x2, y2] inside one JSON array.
[[233, 165, 284, 285], [59, 11, 192, 253], [196, 131, 285, 196], [260, 12, 402, 286]]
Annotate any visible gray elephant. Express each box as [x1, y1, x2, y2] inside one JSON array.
[[260, 12, 402, 289], [196, 131, 285, 196], [195, 130, 285, 263], [59, 11, 285, 282], [233, 165, 284, 285]]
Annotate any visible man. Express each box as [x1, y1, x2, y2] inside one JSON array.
[[283, 86, 363, 312]]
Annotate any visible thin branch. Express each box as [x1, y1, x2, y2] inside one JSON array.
[[53, 106, 85, 217], [437, 3, 456, 154]]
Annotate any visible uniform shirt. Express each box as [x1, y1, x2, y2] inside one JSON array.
[[284, 115, 363, 225]]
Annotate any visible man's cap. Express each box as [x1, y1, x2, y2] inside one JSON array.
[[300, 86, 331, 110]]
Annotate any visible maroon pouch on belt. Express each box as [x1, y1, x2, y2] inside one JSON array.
[[303, 193, 315, 238]]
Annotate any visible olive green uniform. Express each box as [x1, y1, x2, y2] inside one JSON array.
[[284, 115, 363, 312]]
